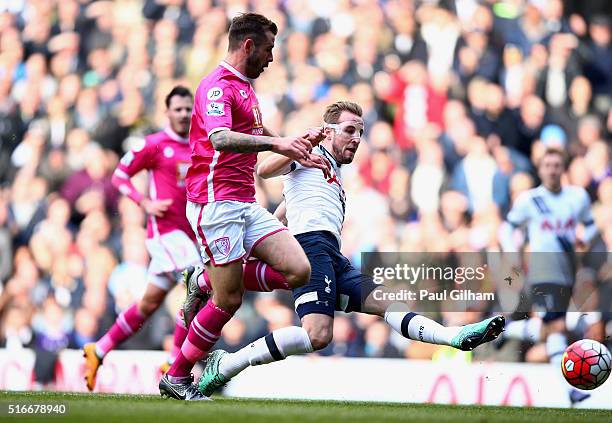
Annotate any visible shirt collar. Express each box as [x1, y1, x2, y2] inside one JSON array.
[[319, 145, 341, 168], [164, 127, 189, 143], [220, 61, 249, 82]]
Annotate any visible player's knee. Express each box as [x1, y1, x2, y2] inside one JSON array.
[[213, 290, 244, 314], [285, 258, 311, 289], [305, 325, 332, 351]]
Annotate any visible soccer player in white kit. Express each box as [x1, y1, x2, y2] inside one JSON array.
[[191, 101, 505, 397], [83, 86, 202, 391], [159, 13, 328, 400], [499, 148, 599, 404]]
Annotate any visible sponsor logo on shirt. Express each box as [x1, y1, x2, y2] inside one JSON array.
[[206, 101, 225, 116], [207, 87, 223, 100], [540, 218, 575, 232]]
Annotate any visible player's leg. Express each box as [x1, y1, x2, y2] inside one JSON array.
[[165, 310, 189, 369], [502, 284, 570, 359], [183, 204, 306, 327], [530, 283, 588, 403], [160, 201, 246, 400], [182, 261, 291, 326], [213, 256, 336, 380], [218, 313, 331, 377], [197, 233, 335, 396], [165, 261, 242, 378], [244, 203, 310, 289], [500, 287, 543, 343], [83, 274, 171, 391], [197, 313, 333, 397], [339, 260, 504, 351], [526, 284, 572, 368]]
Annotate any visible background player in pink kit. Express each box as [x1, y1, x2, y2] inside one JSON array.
[[159, 13, 328, 400], [83, 86, 202, 391]]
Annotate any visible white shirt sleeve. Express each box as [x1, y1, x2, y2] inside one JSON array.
[[499, 192, 530, 252], [506, 192, 531, 227]]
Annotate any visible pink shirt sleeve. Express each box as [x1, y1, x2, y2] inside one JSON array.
[[111, 138, 156, 204], [200, 81, 235, 136]]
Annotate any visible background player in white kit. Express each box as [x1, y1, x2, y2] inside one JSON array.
[[83, 86, 202, 391], [499, 148, 599, 404], [190, 101, 504, 397]]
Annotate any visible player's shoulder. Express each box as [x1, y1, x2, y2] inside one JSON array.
[[513, 187, 538, 204], [562, 185, 590, 201], [142, 131, 168, 149], [198, 65, 240, 95], [145, 130, 167, 142], [562, 184, 587, 195]]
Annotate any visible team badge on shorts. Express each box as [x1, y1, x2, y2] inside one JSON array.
[[214, 236, 231, 257]]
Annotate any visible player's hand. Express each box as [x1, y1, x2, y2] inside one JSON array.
[[297, 153, 331, 178], [273, 136, 312, 161], [302, 127, 325, 147], [141, 198, 172, 217]]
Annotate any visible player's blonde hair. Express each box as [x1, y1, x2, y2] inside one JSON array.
[[323, 101, 363, 124]]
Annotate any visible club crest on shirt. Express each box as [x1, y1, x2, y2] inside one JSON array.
[[207, 102, 225, 116], [214, 236, 231, 257], [176, 162, 189, 186], [239, 89, 248, 98], [207, 87, 223, 100]]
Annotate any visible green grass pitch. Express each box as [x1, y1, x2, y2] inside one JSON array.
[[1, 391, 611, 422]]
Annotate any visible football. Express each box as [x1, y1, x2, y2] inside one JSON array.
[[561, 339, 612, 390]]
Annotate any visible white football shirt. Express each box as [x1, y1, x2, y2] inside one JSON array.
[[503, 185, 596, 285], [282, 145, 346, 246]]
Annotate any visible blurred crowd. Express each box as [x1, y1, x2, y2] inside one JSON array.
[[0, 0, 611, 386]]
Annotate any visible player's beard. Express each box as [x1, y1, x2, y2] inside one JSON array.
[[333, 142, 355, 165], [245, 52, 264, 79], [173, 121, 190, 137]]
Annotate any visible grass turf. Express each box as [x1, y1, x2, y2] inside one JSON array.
[[1, 391, 611, 423]]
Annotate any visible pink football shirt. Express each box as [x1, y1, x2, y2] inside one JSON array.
[[113, 128, 195, 241], [186, 62, 264, 204]]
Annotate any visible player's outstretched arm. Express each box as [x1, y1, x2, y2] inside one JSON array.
[[211, 130, 329, 172], [257, 154, 293, 178], [210, 130, 278, 152], [257, 152, 331, 179], [210, 130, 313, 158]]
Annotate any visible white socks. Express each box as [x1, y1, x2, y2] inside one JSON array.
[[218, 326, 313, 379], [384, 303, 459, 346], [504, 318, 542, 342], [546, 332, 567, 365]]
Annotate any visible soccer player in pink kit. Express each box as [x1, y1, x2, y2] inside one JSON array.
[[83, 86, 203, 391], [159, 13, 328, 400]]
